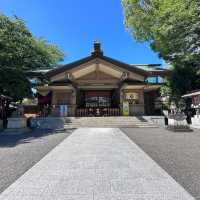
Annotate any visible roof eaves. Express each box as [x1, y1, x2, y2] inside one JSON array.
[[46, 56, 93, 78], [46, 54, 167, 79], [102, 56, 148, 76]]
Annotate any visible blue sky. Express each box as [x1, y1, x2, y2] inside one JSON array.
[[0, 0, 164, 65]]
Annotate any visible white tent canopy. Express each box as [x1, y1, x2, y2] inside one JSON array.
[[182, 91, 200, 98]]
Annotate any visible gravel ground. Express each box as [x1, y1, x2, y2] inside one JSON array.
[[0, 128, 74, 194], [121, 127, 200, 200]]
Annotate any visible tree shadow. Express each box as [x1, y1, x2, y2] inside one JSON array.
[[0, 128, 75, 148]]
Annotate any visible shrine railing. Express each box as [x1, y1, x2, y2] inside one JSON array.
[[76, 108, 120, 117]]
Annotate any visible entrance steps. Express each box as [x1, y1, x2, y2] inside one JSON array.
[[64, 116, 158, 128]]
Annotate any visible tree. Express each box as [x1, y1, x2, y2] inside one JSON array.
[[122, 0, 200, 97], [0, 14, 64, 101], [0, 68, 31, 101]]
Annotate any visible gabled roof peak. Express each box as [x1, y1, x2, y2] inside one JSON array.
[[45, 42, 171, 78]]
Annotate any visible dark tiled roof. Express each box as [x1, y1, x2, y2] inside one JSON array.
[[123, 79, 161, 86], [49, 80, 72, 86], [46, 42, 170, 78], [122, 79, 145, 85], [46, 54, 152, 78], [101, 55, 148, 76], [46, 56, 93, 78]]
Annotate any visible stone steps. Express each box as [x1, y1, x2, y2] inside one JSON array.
[[64, 117, 157, 128], [65, 125, 157, 128]]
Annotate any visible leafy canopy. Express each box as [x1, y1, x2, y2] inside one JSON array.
[[0, 14, 64, 70], [0, 68, 32, 101], [0, 14, 64, 101], [122, 0, 200, 96], [122, 0, 200, 62]]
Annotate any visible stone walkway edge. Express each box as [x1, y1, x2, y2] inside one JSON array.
[[0, 128, 195, 200]]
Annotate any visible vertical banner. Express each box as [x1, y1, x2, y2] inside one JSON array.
[[64, 105, 68, 117], [59, 105, 63, 117], [60, 105, 65, 117], [60, 105, 68, 117], [123, 101, 130, 116]]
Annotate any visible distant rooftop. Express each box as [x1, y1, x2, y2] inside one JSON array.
[[131, 64, 168, 72]]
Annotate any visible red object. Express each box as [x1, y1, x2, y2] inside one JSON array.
[[38, 92, 52, 105]]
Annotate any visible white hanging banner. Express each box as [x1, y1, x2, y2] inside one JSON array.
[[64, 105, 68, 117], [60, 105, 68, 117], [60, 105, 64, 117]]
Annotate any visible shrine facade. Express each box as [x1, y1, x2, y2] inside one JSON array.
[[37, 42, 170, 117]]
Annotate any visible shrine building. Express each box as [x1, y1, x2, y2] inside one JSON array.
[[37, 42, 170, 117]]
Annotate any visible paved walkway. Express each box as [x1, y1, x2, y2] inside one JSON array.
[[122, 127, 200, 199], [0, 128, 194, 200], [0, 129, 73, 193]]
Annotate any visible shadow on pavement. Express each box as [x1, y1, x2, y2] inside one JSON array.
[[0, 128, 75, 148]]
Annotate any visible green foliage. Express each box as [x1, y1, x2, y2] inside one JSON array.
[[0, 14, 64, 101], [122, 0, 200, 97], [0, 14, 64, 70], [160, 81, 172, 97], [0, 68, 32, 101]]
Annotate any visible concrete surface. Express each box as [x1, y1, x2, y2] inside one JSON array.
[[64, 117, 157, 128], [7, 118, 27, 129], [0, 128, 74, 194], [122, 127, 200, 200], [30, 117, 65, 129], [142, 116, 165, 127], [0, 128, 194, 200]]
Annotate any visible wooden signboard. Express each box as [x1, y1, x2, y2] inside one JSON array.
[[125, 92, 139, 100]]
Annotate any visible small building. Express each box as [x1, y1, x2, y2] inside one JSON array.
[[182, 90, 200, 127], [37, 42, 170, 117], [182, 90, 200, 115]]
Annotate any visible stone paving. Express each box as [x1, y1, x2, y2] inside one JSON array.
[[0, 128, 73, 193], [0, 128, 195, 200]]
